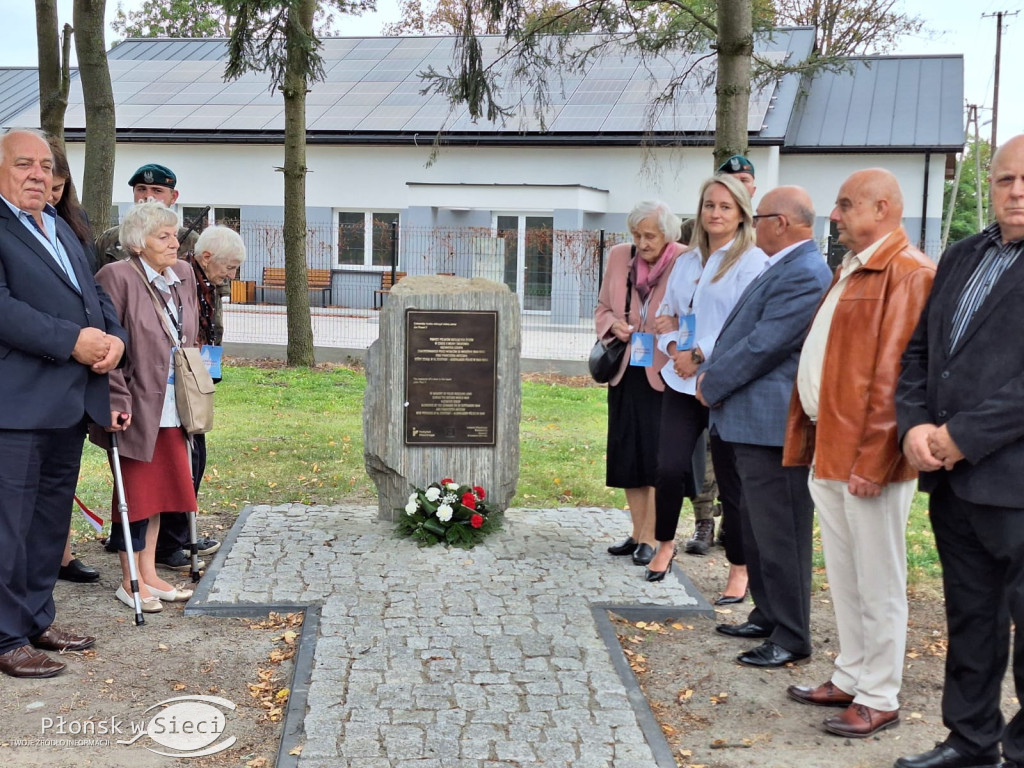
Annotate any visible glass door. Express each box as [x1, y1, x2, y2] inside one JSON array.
[[495, 214, 553, 312]]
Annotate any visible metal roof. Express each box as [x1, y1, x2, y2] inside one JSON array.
[[4, 30, 815, 142], [0, 68, 45, 126], [1, 31, 963, 151], [785, 55, 965, 151]]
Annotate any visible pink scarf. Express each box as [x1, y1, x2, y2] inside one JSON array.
[[632, 243, 677, 302]]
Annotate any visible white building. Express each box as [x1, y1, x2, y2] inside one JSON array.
[[0, 28, 964, 319]]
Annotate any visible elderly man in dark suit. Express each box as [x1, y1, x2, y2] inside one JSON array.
[[895, 134, 1024, 768], [696, 185, 832, 668], [0, 128, 126, 678]]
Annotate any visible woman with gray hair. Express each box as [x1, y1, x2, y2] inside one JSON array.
[[190, 225, 246, 347], [150, 224, 248, 571], [596, 199, 691, 567], [89, 201, 201, 612]]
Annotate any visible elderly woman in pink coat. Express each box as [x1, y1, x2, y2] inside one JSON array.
[[595, 200, 690, 567], [91, 202, 200, 613]]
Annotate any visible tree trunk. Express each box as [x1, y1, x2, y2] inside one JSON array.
[[714, 1, 753, 169], [73, 0, 116, 233], [36, 0, 72, 146], [282, 0, 316, 366]]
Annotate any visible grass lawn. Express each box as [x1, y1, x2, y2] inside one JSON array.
[[72, 363, 940, 583]]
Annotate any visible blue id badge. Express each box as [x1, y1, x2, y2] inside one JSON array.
[[630, 332, 654, 366], [201, 344, 223, 380], [676, 314, 696, 351]]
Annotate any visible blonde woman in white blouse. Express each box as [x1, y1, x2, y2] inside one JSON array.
[[647, 174, 765, 590]]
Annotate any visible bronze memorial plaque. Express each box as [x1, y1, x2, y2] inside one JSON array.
[[405, 309, 498, 445]]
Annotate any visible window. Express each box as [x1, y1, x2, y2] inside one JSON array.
[[337, 211, 399, 267], [181, 206, 242, 233]]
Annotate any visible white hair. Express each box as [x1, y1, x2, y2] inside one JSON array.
[[0, 128, 51, 166], [119, 201, 179, 253], [195, 225, 246, 265], [626, 199, 683, 242]]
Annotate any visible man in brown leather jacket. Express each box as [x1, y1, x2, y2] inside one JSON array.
[[782, 169, 935, 739]]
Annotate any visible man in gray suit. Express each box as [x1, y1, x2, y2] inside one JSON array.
[[696, 186, 831, 668]]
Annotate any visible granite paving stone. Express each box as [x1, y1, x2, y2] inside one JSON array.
[[199, 504, 702, 766]]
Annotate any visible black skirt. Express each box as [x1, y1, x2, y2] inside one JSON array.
[[606, 365, 662, 489]]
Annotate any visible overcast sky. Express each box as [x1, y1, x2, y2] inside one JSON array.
[[1, 0, 1021, 144]]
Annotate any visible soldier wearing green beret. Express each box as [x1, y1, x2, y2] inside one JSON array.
[[94, 163, 199, 271], [717, 154, 757, 199]]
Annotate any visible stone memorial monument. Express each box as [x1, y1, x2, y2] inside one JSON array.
[[364, 274, 521, 520]]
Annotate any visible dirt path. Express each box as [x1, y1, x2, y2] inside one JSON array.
[[615, 548, 960, 768], [1, 526, 293, 768]]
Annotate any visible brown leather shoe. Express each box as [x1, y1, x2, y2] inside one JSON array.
[[823, 703, 900, 738], [31, 626, 96, 653], [0, 645, 66, 678], [787, 680, 855, 708]]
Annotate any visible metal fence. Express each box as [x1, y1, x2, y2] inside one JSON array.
[[222, 220, 948, 363]]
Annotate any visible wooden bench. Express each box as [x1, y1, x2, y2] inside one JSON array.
[[373, 270, 407, 309], [255, 267, 332, 307]]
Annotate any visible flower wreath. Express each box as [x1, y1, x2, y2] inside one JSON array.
[[395, 478, 501, 548]]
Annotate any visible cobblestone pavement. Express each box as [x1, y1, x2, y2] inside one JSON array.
[[197, 504, 707, 767]]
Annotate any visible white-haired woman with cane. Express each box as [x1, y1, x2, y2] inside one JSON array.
[[90, 202, 200, 612]]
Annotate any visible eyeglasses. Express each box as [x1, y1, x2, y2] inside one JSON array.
[[752, 213, 785, 223]]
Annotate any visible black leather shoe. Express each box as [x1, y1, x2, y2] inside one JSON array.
[[58, 558, 99, 583], [715, 621, 769, 639], [737, 640, 809, 668], [894, 743, 1002, 768], [607, 537, 638, 556], [714, 592, 747, 605], [631, 543, 655, 565], [644, 560, 672, 582]]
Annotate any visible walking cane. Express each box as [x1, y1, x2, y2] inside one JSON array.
[[186, 433, 201, 584], [110, 428, 145, 626]]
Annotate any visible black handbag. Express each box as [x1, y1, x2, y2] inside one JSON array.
[[589, 247, 635, 383]]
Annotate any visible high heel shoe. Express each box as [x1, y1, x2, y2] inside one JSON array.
[[645, 560, 673, 582], [714, 591, 748, 605], [644, 544, 677, 582]]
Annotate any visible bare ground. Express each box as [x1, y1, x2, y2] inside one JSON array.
[[0, 513, 295, 768], [613, 546, 980, 768]]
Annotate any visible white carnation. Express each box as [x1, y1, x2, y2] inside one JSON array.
[[408, 492, 418, 504], [436, 504, 453, 522], [405, 501, 418, 515], [445, 482, 459, 491], [425, 487, 441, 502]]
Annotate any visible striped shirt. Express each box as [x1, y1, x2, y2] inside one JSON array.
[[949, 223, 1024, 352]]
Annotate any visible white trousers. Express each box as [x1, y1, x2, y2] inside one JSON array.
[[809, 476, 916, 712]]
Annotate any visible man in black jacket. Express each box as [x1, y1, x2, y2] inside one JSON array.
[[895, 133, 1024, 768]]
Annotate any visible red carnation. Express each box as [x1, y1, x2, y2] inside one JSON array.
[[461, 492, 477, 510], [473, 485, 486, 499], [441, 477, 453, 486], [470, 513, 484, 529]]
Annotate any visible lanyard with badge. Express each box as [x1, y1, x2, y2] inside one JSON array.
[[656, 292, 696, 352], [629, 292, 655, 366]]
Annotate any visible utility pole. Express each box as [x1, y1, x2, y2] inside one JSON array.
[[942, 103, 972, 252], [982, 10, 1019, 150], [970, 105, 985, 230]]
